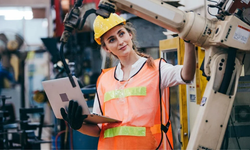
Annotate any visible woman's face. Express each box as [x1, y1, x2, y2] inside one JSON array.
[[102, 25, 133, 58]]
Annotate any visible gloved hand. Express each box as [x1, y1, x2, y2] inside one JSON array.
[[60, 100, 87, 130]]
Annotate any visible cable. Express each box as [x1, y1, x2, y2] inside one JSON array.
[[59, 42, 76, 88], [207, 6, 217, 17], [207, 0, 219, 4], [55, 130, 66, 150], [64, 121, 69, 148], [55, 121, 71, 150], [229, 115, 241, 149], [207, 0, 222, 18], [59, 1, 97, 88], [70, 127, 73, 150]]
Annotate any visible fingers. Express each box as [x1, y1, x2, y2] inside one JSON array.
[[60, 108, 68, 121], [68, 100, 74, 117], [75, 105, 83, 118], [71, 101, 78, 117], [75, 105, 87, 122], [64, 100, 84, 127], [70, 100, 79, 125]]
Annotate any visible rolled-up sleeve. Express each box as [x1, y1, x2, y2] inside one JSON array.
[[92, 94, 103, 129], [93, 94, 101, 115], [160, 61, 187, 89]]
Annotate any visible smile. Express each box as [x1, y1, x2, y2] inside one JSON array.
[[119, 45, 127, 50]]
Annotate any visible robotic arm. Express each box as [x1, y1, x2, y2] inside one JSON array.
[[98, 0, 210, 46], [97, 0, 250, 51], [60, 0, 250, 149], [95, 0, 249, 149]]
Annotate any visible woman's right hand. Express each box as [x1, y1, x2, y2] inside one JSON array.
[[60, 100, 87, 130]]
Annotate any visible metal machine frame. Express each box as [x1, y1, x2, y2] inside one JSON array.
[[59, 0, 250, 149], [95, 0, 249, 149]]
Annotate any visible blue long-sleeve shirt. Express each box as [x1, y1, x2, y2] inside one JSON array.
[[0, 63, 15, 93]]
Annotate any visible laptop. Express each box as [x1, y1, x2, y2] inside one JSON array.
[[42, 76, 121, 124]]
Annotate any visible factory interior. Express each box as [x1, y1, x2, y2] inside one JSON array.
[[0, 0, 250, 149]]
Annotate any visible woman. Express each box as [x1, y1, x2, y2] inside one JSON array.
[[61, 13, 196, 149]]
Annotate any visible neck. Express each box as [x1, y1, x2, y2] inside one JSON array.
[[119, 51, 140, 69]]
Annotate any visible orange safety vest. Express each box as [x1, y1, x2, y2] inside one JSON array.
[[96, 58, 173, 149]]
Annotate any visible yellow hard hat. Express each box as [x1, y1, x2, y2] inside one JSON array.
[[93, 13, 126, 45]]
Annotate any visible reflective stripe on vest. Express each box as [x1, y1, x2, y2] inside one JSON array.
[[104, 86, 146, 102], [96, 59, 174, 149], [104, 126, 146, 138]]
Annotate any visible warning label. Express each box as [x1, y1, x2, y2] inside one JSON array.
[[233, 25, 250, 44], [200, 97, 207, 106]]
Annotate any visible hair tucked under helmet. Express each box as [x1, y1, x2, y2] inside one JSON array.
[[93, 13, 126, 45]]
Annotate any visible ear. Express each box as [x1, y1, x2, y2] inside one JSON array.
[[129, 32, 132, 39], [102, 45, 110, 53]]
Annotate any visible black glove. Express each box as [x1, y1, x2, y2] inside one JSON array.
[[60, 100, 87, 130]]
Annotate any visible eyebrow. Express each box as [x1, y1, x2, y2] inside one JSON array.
[[107, 29, 123, 41]]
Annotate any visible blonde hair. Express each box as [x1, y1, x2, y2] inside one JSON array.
[[101, 22, 155, 69]]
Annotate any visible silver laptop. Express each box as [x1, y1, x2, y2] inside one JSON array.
[[42, 76, 121, 124]]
